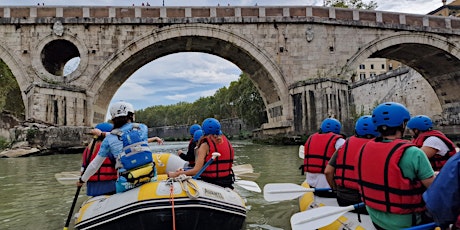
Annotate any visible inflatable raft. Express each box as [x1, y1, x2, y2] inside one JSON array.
[[73, 153, 247, 230], [299, 182, 374, 230]]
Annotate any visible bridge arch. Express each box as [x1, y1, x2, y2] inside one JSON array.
[[89, 24, 289, 126], [344, 32, 460, 123], [0, 43, 29, 117]]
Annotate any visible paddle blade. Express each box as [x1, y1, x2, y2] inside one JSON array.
[[291, 205, 355, 230], [264, 183, 314, 202], [235, 180, 261, 193], [232, 164, 254, 174], [298, 145, 304, 159], [55, 171, 80, 185], [235, 172, 260, 181]]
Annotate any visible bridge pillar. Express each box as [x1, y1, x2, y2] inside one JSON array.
[[24, 83, 88, 126], [289, 78, 352, 136]]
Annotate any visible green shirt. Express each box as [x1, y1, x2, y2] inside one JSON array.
[[366, 145, 434, 229]]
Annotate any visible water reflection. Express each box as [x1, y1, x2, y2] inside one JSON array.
[[0, 141, 303, 230]]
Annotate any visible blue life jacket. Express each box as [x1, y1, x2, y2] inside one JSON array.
[[112, 123, 153, 171], [111, 123, 156, 193]]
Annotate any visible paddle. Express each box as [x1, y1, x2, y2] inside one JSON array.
[[403, 222, 437, 230], [235, 172, 260, 181], [63, 136, 97, 230], [290, 202, 364, 230], [298, 145, 304, 159], [264, 183, 331, 202], [234, 180, 262, 193], [193, 152, 221, 179], [232, 164, 254, 174], [55, 171, 81, 185]]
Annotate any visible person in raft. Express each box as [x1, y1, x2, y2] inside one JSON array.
[[177, 124, 202, 167], [356, 102, 435, 230], [167, 118, 235, 189], [325, 115, 379, 211], [81, 122, 117, 196], [77, 101, 156, 192], [406, 115, 457, 171], [301, 117, 345, 197]]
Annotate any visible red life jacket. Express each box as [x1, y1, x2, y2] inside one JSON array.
[[334, 136, 372, 190], [412, 130, 456, 171], [303, 132, 341, 173], [200, 135, 234, 178], [357, 139, 426, 214], [82, 139, 118, 182]]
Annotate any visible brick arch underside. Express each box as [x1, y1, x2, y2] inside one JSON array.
[[93, 35, 286, 122], [347, 33, 460, 117]]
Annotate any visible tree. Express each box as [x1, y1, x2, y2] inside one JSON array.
[[323, 0, 378, 10]]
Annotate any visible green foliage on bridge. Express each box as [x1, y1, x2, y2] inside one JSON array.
[[324, 0, 378, 10], [0, 60, 24, 120], [135, 73, 267, 129]]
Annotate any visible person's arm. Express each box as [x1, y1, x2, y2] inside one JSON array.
[[406, 146, 435, 188], [420, 175, 435, 188], [148, 136, 164, 145], [168, 142, 208, 178], [77, 140, 110, 186], [325, 150, 338, 189], [77, 155, 105, 187]]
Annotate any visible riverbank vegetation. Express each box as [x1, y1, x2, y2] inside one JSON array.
[[135, 73, 267, 130]]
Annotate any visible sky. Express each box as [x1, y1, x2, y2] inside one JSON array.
[[1, 0, 452, 116]]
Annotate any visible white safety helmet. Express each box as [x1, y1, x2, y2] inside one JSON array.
[[109, 101, 134, 119]]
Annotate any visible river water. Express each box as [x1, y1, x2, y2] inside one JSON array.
[[0, 140, 304, 230]]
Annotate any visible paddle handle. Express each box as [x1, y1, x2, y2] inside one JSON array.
[[63, 186, 82, 230], [315, 188, 332, 192], [193, 152, 220, 179], [353, 202, 365, 210], [404, 222, 437, 230]]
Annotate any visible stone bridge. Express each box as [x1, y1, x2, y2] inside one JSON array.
[[1, 5, 460, 136]]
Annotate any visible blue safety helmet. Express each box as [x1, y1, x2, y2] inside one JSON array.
[[320, 118, 341, 134], [372, 102, 410, 128], [189, 124, 202, 136], [407, 115, 433, 131], [95, 122, 113, 132], [202, 118, 221, 135], [355, 115, 379, 137], [193, 129, 204, 142]]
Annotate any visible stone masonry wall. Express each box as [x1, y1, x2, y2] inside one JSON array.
[[350, 67, 443, 125]]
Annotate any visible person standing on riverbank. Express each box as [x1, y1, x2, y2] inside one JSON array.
[[177, 124, 202, 167], [356, 102, 434, 230], [77, 101, 156, 193], [81, 122, 117, 196], [168, 118, 235, 189], [325, 115, 378, 208], [407, 115, 456, 171], [301, 118, 345, 197]]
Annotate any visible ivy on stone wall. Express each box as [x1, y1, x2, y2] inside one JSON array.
[[0, 60, 24, 119]]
